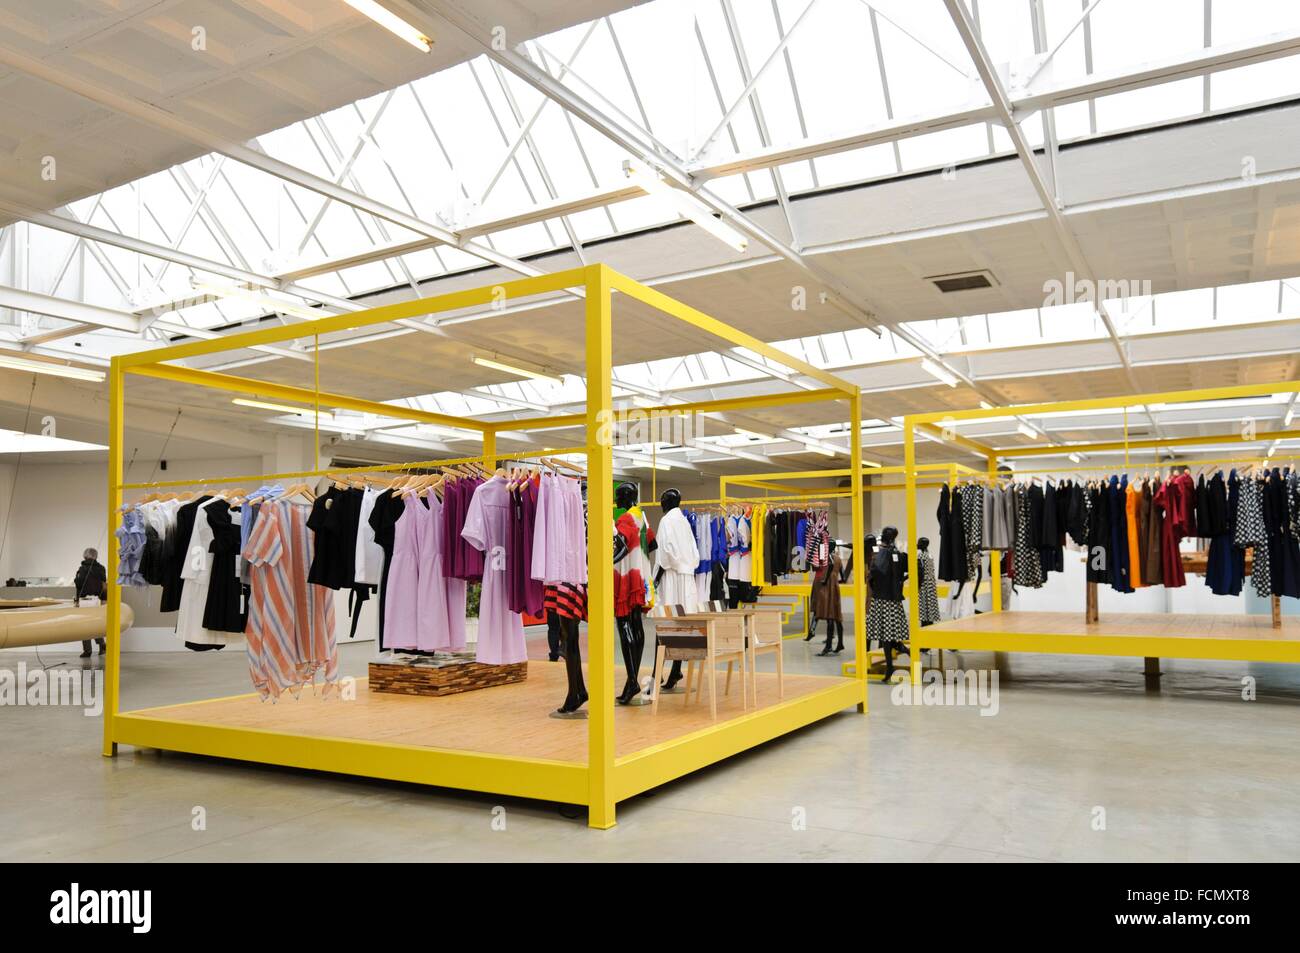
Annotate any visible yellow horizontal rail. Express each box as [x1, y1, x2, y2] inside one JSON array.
[[491, 387, 847, 434], [607, 270, 857, 394], [126, 362, 488, 432], [119, 445, 586, 491], [910, 380, 1300, 425], [119, 267, 591, 369], [994, 428, 1299, 459]]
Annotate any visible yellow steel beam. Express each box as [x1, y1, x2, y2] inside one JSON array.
[[117, 446, 587, 491], [916, 419, 996, 456], [606, 270, 856, 393], [125, 362, 487, 432], [103, 357, 123, 758], [119, 267, 591, 368], [904, 418, 921, 686], [491, 387, 845, 434], [585, 264, 616, 831], [995, 428, 1299, 459], [113, 713, 590, 805], [911, 380, 1300, 424], [849, 386, 868, 713], [611, 678, 864, 802]]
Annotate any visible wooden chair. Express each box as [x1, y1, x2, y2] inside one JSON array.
[[648, 602, 747, 719], [745, 605, 786, 702]]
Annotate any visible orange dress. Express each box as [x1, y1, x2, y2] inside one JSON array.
[[1126, 484, 1144, 588]]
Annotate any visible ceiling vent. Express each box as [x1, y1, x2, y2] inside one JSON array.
[[927, 269, 998, 293]]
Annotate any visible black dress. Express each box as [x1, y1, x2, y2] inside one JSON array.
[[367, 490, 405, 650], [936, 485, 962, 582], [160, 495, 212, 612], [866, 545, 909, 644], [1266, 467, 1300, 599], [200, 500, 246, 632]]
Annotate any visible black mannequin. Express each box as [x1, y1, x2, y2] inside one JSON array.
[[652, 488, 686, 691], [870, 526, 909, 681], [917, 536, 934, 629], [614, 482, 649, 705]]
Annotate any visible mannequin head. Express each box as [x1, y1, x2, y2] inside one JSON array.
[[918, 536, 929, 552], [615, 482, 639, 510], [880, 525, 898, 546], [660, 488, 681, 513]]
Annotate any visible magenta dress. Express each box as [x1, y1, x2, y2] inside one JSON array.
[[461, 476, 526, 664], [419, 492, 466, 651]]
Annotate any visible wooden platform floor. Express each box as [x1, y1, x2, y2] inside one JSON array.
[[923, 611, 1299, 640], [126, 661, 854, 764]]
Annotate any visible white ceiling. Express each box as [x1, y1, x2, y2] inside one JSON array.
[[0, 0, 631, 224]]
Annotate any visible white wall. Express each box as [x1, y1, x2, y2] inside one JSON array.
[[0, 456, 264, 584]]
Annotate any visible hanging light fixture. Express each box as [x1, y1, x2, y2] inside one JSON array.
[[343, 0, 432, 52]]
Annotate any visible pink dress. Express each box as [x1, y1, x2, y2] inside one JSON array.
[[461, 476, 526, 664], [386, 494, 467, 652]]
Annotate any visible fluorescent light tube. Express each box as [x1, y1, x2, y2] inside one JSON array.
[[1016, 422, 1039, 440], [1068, 452, 1083, 463], [0, 353, 104, 382], [919, 358, 958, 387], [0, 427, 107, 453], [622, 160, 749, 252], [233, 398, 314, 415], [192, 280, 325, 320], [979, 400, 994, 410], [344, 0, 432, 52], [472, 354, 564, 386], [735, 427, 774, 440]]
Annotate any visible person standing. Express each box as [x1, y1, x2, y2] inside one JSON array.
[[74, 547, 107, 658]]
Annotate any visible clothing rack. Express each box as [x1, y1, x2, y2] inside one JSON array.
[[968, 455, 1299, 482], [119, 446, 589, 493]]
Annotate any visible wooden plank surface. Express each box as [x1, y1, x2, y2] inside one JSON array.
[[924, 611, 1300, 641], [128, 661, 852, 764]]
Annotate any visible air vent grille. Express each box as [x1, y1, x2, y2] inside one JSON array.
[[927, 269, 997, 293]]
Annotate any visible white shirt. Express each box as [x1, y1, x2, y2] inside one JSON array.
[[354, 485, 385, 586]]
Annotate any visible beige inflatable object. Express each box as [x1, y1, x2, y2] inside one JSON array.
[[0, 601, 134, 649]]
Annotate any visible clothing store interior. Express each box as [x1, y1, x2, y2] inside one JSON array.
[[1, 0, 1299, 864]]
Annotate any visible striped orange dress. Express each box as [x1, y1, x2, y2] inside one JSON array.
[[243, 500, 338, 700]]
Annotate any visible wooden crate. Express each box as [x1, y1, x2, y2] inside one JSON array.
[[369, 659, 528, 697]]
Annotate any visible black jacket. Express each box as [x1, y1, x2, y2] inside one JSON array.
[[868, 545, 908, 601], [74, 558, 107, 600]]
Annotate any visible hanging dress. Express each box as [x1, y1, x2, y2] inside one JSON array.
[[918, 550, 941, 625], [462, 476, 527, 664]]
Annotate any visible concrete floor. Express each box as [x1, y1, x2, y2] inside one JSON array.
[[4, 621, 1300, 862]]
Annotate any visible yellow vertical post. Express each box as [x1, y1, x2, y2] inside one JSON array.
[[904, 415, 921, 685], [848, 389, 868, 712], [585, 264, 616, 830], [103, 357, 123, 757], [988, 453, 1002, 614], [482, 428, 496, 473]]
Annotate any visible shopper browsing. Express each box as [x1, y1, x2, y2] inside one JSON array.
[[74, 547, 107, 658]]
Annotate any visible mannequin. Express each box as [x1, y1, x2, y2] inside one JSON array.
[[811, 540, 847, 656], [917, 536, 941, 627], [868, 526, 909, 682], [652, 488, 700, 691], [613, 482, 652, 705]]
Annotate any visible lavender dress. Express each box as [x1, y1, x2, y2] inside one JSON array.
[[384, 498, 423, 651], [461, 477, 526, 664]]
